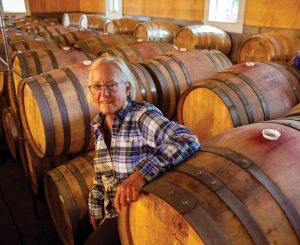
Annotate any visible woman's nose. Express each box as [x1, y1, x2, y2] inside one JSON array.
[[100, 86, 110, 96]]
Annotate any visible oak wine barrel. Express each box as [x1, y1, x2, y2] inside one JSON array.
[[32, 25, 80, 39], [177, 62, 300, 140], [79, 14, 108, 31], [141, 49, 232, 119], [9, 48, 96, 114], [75, 34, 137, 56], [238, 32, 300, 63], [174, 25, 232, 55], [119, 116, 300, 245], [101, 41, 176, 63], [18, 63, 98, 158], [104, 18, 140, 35], [126, 63, 158, 106], [2, 107, 18, 159], [53, 30, 99, 47], [5, 18, 26, 28], [44, 152, 95, 245], [62, 13, 83, 27], [0, 40, 62, 60], [134, 21, 180, 43], [26, 23, 61, 34], [12, 49, 96, 98], [1, 29, 35, 42]]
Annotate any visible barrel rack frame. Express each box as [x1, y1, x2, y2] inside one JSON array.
[[0, 2, 43, 221]]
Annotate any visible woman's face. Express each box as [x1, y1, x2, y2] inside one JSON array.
[[90, 62, 129, 116]]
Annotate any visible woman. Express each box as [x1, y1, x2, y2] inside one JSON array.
[[85, 57, 200, 244]]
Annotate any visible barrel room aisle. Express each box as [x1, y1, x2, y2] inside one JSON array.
[[0, 0, 300, 244]]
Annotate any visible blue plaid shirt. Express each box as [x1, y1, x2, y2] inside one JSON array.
[[88, 99, 200, 221]]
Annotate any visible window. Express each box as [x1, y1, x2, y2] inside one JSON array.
[[1, 0, 30, 15], [106, 0, 122, 18], [204, 0, 246, 33]]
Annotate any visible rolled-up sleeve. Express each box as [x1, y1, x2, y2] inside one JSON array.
[[135, 109, 200, 182]]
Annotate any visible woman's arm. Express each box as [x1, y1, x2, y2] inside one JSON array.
[[135, 109, 201, 181]]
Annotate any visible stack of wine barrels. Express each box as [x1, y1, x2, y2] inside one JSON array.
[[118, 103, 300, 245], [44, 102, 300, 245], [40, 48, 233, 244], [0, 15, 108, 197]]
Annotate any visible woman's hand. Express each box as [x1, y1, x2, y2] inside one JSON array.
[[114, 171, 146, 212]]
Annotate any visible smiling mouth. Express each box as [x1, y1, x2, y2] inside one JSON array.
[[101, 101, 112, 104]]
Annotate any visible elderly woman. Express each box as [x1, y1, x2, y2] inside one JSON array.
[[85, 57, 200, 244]]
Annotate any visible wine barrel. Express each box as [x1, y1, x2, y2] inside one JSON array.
[[62, 13, 83, 27], [134, 21, 180, 43], [38, 25, 80, 39], [141, 49, 232, 119], [0, 40, 62, 60], [44, 152, 95, 245], [177, 62, 300, 140], [75, 34, 137, 56], [9, 49, 95, 113], [80, 14, 108, 31], [238, 32, 300, 63], [104, 18, 140, 35], [26, 23, 60, 35], [119, 118, 300, 245], [126, 63, 158, 106], [2, 107, 18, 159], [18, 63, 98, 158], [0, 29, 35, 42], [101, 41, 176, 63], [174, 25, 232, 55], [5, 18, 27, 28], [53, 30, 99, 47], [12, 49, 96, 97]]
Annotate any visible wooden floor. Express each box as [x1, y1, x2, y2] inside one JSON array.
[[0, 137, 63, 245]]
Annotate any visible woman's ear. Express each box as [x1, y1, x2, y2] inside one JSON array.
[[126, 82, 131, 98]]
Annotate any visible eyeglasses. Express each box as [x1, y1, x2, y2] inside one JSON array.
[[88, 81, 126, 95]]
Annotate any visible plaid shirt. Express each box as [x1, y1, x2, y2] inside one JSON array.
[[88, 99, 200, 221]]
